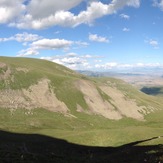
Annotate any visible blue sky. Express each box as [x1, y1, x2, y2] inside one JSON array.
[[0, 0, 163, 71]]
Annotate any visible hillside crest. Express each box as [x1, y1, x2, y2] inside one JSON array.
[[0, 57, 161, 120]]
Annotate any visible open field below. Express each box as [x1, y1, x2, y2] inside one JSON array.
[[115, 74, 163, 97], [0, 108, 163, 162], [0, 108, 163, 146]]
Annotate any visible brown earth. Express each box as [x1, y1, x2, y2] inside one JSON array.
[[76, 80, 122, 120], [99, 85, 145, 120], [0, 79, 69, 114], [75, 79, 151, 120], [0, 66, 12, 80]]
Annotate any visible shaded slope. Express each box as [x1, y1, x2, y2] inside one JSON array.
[[0, 130, 162, 163], [141, 86, 163, 96]]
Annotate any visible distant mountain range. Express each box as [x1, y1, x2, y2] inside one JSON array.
[[77, 67, 163, 77], [77, 70, 145, 77]]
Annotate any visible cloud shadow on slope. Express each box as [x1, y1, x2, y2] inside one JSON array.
[[141, 87, 163, 96]]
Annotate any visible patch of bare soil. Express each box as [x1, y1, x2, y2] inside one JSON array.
[[76, 80, 122, 120], [16, 67, 29, 73], [75, 79, 147, 120], [0, 66, 12, 80], [0, 89, 30, 109], [0, 62, 6, 68], [99, 85, 145, 120], [23, 79, 68, 113], [0, 79, 69, 114]]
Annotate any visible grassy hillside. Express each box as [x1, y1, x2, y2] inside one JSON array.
[[0, 56, 82, 89], [0, 56, 163, 162]]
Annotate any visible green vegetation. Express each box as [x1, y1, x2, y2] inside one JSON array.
[[0, 56, 82, 89], [0, 56, 162, 162], [0, 57, 162, 143], [0, 107, 162, 147]]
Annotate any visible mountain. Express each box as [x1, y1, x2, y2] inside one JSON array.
[[78, 67, 163, 77], [0, 57, 163, 162], [0, 56, 162, 121]]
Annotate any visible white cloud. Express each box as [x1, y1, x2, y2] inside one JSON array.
[[18, 48, 39, 56], [32, 39, 73, 50], [95, 62, 163, 70], [153, 0, 163, 10], [41, 53, 91, 70], [12, 1, 110, 29], [75, 41, 89, 47], [66, 52, 78, 57], [5, 0, 141, 29], [27, 0, 83, 19], [120, 13, 130, 19], [40, 52, 103, 69], [61, 57, 83, 65], [0, 0, 25, 24], [145, 39, 159, 49], [95, 62, 118, 69], [0, 32, 41, 42], [110, 0, 140, 10], [17, 38, 73, 56], [89, 34, 109, 43], [83, 54, 92, 58], [0, 32, 88, 57], [41, 54, 163, 70], [95, 59, 102, 63], [0, 33, 83, 57], [135, 62, 161, 67], [149, 40, 158, 46], [122, 27, 130, 32]]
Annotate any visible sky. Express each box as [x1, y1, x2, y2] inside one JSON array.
[[0, 0, 163, 71]]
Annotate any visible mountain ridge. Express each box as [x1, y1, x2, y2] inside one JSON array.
[[0, 56, 162, 121]]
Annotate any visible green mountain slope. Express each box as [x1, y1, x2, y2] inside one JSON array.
[[0, 56, 163, 147], [0, 56, 162, 119]]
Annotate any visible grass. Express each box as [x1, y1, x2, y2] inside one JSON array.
[[0, 56, 162, 147], [0, 108, 163, 163], [92, 77, 163, 110], [0, 57, 81, 89], [0, 107, 162, 147], [52, 79, 89, 113], [0, 57, 89, 112], [1, 56, 163, 111]]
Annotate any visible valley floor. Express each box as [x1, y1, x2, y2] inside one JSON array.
[[0, 108, 163, 162]]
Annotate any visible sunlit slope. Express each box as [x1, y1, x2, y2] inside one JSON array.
[[0, 56, 162, 121], [0, 56, 163, 147]]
